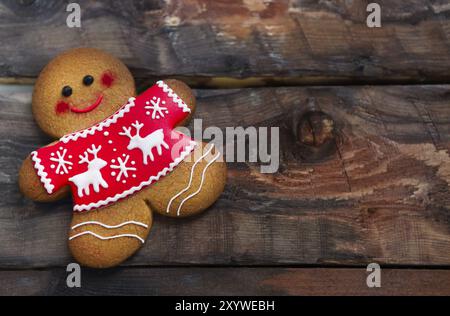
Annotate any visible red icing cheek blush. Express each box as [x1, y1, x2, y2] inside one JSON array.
[[101, 71, 115, 88], [55, 101, 70, 114]]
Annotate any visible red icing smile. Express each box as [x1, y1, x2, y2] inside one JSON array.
[[70, 94, 103, 114]]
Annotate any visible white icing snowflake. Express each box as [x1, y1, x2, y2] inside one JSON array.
[[50, 148, 73, 175], [110, 154, 136, 181], [145, 96, 169, 119]]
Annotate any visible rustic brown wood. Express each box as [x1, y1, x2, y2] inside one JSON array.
[[1, 1, 450, 86], [1, 267, 449, 296], [0, 84, 449, 268]]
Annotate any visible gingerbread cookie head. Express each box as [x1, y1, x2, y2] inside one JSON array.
[[32, 48, 135, 138]]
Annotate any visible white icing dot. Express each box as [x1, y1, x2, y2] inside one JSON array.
[[108, 140, 113, 144], [122, 180, 126, 184], [68, 155, 73, 159], [132, 174, 136, 178], [162, 101, 166, 104], [165, 110, 169, 114], [156, 115, 160, 119], [59, 172, 64, 175], [59, 147, 63, 150], [104, 131, 109, 136], [122, 153, 126, 157], [50, 164, 55, 169], [69, 166, 72, 170], [111, 159, 115, 163], [111, 172, 116, 176], [113, 148, 117, 152], [131, 161, 136, 165], [146, 111, 150, 115], [153, 96, 157, 100], [146, 101, 150, 105], [51, 153, 55, 157]]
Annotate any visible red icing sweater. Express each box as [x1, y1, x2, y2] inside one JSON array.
[[31, 81, 196, 212]]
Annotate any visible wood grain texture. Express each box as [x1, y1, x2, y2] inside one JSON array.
[[1, 0, 450, 85], [0, 84, 449, 268], [1, 267, 449, 296]]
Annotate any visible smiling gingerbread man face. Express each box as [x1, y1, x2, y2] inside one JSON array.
[[32, 48, 136, 138]]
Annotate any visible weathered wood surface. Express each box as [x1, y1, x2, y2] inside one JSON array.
[[1, 267, 449, 296], [0, 84, 449, 268], [1, 0, 450, 86]]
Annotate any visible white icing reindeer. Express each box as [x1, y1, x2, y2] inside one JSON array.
[[120, 121, 169, 164], [69, 145, 109, 197]]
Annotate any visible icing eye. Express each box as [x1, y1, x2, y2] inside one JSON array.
[[62, 86, 72, 97], [83, 75, 94, 86]]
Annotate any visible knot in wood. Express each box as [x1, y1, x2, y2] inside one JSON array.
[[297, 111, 335, 147]]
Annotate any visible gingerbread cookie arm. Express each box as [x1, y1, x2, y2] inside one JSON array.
[[164, 79, 196, 125], [144, 80, 226, 217], [143, 142, 227, 218], [19, 155, 69, 202]]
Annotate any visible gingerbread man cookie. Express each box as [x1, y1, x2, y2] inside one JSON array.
[[18, 48, 227, 268]]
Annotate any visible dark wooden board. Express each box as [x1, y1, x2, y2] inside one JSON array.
[[1, 267, 449, 296], [0, 84, 449, 268], [1, 0, 450, 85]]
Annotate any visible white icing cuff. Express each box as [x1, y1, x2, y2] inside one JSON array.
[[31, 151, 55, 194], [156, 80, 191, 113]]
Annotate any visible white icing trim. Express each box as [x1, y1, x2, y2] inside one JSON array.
[[71, 220, 148, 230], [156, 80, 191, 113], [60, 97, 136, 144], [31, 151, 54, 194], [69, 231, 145, 244], [166, 144, 214, 214], [176, 152, 221, 216], [73, 141, 197, 212]]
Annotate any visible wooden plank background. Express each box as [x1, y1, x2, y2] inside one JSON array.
[[0, 0, 449, 295], [1, 84, 449, 268], [1, 0, 450, 85], [1, 268, 449, 296]]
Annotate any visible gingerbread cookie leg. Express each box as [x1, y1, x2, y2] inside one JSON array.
[[69, 196, 152, 268], [19, 155, 69, 202], [142, 142, 227, 218]]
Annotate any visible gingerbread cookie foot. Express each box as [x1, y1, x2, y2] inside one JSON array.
[[69, 197, 152, 268]]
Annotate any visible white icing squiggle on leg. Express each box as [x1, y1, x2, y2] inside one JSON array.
[[166, 143, 215, 214], [71, 220, 148, 230], [176, 152, 221, 216], [69, 231, 145, 243]]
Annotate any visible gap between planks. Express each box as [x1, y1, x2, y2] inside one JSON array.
[[3, 76, 450, 89]]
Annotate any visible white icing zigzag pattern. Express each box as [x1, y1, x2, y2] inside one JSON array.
[[61, 97, 136, 144], [31, 151, 55, 194], [61, 81, 188, 145], [156, 80, 191, 113]]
